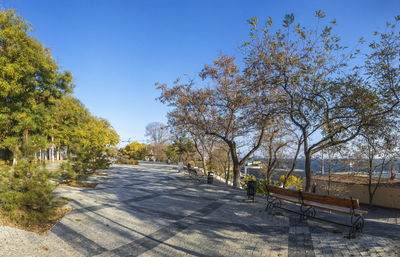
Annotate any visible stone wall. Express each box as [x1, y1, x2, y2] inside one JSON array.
[[313, 179, 400, 209]]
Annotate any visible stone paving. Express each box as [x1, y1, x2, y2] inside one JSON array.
[[0, 162, 399, 257]]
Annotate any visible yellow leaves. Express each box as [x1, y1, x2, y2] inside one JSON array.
[[283, 13, 295, 28], [280, 175, 303, 190], [315, 10, 326, 19], [267, 17, 273, 27], [247, 16, 258, 29]]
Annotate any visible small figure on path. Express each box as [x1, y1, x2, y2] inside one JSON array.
[[390, 168, 396, 180], [178, 162, 184, 172]]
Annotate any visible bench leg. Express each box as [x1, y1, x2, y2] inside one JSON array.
[[300, 205, 316, 220], [187, 173, 203, 183], [349, 215, 364, 238], [265, 197, 281, 213]]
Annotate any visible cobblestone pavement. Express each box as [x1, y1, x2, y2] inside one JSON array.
[[0, 162, 399, 257]]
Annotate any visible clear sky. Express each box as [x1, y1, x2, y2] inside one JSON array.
[[4, 0, 399, 145]]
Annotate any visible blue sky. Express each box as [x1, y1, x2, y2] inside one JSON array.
[[5, 0, 399, 145]]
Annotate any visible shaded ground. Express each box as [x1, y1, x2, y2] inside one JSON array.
[[0, 162, 398, 257]]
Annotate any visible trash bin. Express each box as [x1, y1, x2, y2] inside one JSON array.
[[207, 172, 214, 184], [247, 180, 257, 202]]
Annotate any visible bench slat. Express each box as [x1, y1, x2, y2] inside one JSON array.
[[266, 185, 361, 209], [302, 201, 368, 216], [269, 193, 300, 204], [301, 191, 360, 209], [266, 185, 301, 199], [269, 191, 368, 216]]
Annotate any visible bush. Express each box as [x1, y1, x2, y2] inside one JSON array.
[[0, 161, 62, 225], [279, 175, 303, 190], [71, 149, 112, 172], [240, 175, 257, 185], [256, 179, 267, 195], [240, 175, 266, 194], [58, 162, 89, 181], [115, 158, 138, 165], [59, 163, 77, 181]]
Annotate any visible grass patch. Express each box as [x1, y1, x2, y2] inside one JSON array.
[[88, 172, 108, 176], [59, 181, 98, 188], [0, 206, 72, 234], [0, 161, 71, 232]]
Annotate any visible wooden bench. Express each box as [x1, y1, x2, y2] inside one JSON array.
[[265, 185, 368, 238], [185, 167, 206, 183]]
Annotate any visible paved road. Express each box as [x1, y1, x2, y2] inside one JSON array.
[[0, 162, 399, 257]]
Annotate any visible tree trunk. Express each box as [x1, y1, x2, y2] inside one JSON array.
[[232, 162, 240, 187], [50, 146, 53, 162], [226, 164, 230, 184], [283, 138, 301, 188], [225, 151, 231, 184], [368, 157, 373, 205], [229, 143, 241, 188], [201, 156, 207, 176], [22, 128, 29, 159], [208, 152, 213, 174], [327, 152, 332, 195], [304, 149, 312, 192], [193, 138, 207, 175]]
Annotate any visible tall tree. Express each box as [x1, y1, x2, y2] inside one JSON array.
[[261, 118, 291, 184], [0, 9, 73, 161], [68, 116, 119, 172], [158, 56, 280, 187], [352, 118, 399, 205], [164, 136, 195, 164], [45, 95, 119, 171], [243, 12, 399, 191], [145, 122, 170, 144], [121, 142, 149, 160]]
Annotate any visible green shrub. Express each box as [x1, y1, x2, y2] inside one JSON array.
[[59, 163, 77, 181], [240, 175, 257, 187], [240, 175, 266, 194], [279, 175, 303, 190], [256, 179, 267, 195], [0, 161, 61, 225], [115, 157, 130, 164], [71, 149, 112, 172], [115, 158, 138, 165], [59, 162, 90, 181]]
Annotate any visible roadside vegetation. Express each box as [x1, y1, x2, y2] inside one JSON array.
[[0, 9, 119, 231], [154, 11, 399, 207]]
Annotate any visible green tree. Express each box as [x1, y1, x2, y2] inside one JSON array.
[[46, 96, 119, 173], [0, 160, 61, 225], [352, 118, 399, 205], [68, 116, 119, 172], [158, 56, 280, 187], [0, 10, 73, 162], [121, 142, 149, 160], [44, 96, 89, 150], [243, 12, 398, 191], [164, 137, 195, 164]]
